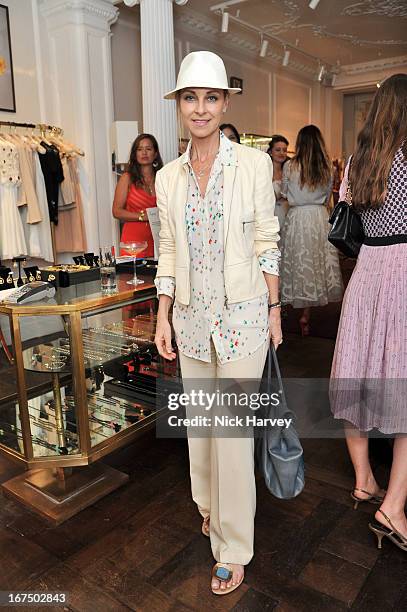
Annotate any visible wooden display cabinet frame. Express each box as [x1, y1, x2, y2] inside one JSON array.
[[0, 279, 157, 524]]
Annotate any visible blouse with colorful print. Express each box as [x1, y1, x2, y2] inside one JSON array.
[[155, 131, 280, 364]]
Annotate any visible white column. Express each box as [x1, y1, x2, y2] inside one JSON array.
[[38, 0, 119, 255], [139, 0, 178, 163]]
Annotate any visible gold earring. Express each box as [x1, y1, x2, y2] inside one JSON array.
[[48, 274, 56, 281], [6, 274, 13, 284], [0, 278, 4, 285], [29, 273, 35, 282], [36, 271, 41, 280]]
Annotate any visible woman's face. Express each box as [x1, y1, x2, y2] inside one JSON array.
[[270, 141, 288, 164], [136, 138, 156, 166], [179, 88, 228, 139], [222, 126, 238, 143]]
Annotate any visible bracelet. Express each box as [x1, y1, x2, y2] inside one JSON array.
[[268, 301, 282, 310]]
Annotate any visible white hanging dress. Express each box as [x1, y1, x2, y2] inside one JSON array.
[[0, 144, 27, 260], [31, 152, 54, 262]]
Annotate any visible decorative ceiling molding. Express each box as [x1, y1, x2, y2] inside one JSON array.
[[342, 1, 407, 18], [241, 0, 407, 49], [340, 53, 407, 74], [311, 25, 405, 47], [176, 8, 317, 78]]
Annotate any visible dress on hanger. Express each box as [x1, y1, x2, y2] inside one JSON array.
[[59, 156, 76, 210], [38, 142, 64, 224], [54, 157, 87, 253], [0, 143, 27, 259], [16, 144, 43, 224]]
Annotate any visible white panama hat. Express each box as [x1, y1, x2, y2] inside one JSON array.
[[164, 51, 241, 100]]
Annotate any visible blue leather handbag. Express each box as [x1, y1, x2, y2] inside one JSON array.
[[255, 345, 305, 499]]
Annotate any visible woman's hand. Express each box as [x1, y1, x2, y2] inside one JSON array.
[[269, 308, 283, 349], [155, 315, 176, 360]]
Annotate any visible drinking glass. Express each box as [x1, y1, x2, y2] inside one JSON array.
[[120, 241, 147, 285], [99, 246, 117, 294]]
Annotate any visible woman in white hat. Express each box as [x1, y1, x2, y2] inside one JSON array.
[[154, 51, 281, 595]]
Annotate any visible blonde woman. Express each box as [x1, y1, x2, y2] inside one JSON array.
[[154, 51, 281, 595], [280, 125, 343, 335]]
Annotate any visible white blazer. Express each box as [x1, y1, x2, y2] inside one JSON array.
[[155, 141, 280, 306]]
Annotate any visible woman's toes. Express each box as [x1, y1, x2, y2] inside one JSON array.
[[211, 578, 220, 590]]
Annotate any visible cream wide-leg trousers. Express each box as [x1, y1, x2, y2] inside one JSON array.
[[178, 338, 269, 565]]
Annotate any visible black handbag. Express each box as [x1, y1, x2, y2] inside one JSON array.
[[328, 158, 364, 258], [255, 345, 305, 499]]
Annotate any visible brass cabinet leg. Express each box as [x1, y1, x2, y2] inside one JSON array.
[[51, 373, 66, 450]]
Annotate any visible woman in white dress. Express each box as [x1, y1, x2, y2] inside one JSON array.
[[280, 125, 343, 335], [267, 135, 289, 229]]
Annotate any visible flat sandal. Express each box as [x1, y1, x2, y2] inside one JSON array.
[[351, 487, 385, 510], [369, 508, 407, 552], [211, 563, 244, 596]]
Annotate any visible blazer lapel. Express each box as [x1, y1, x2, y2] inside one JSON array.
[[223, 164, 237, 248], [172, 162, 190, 262]]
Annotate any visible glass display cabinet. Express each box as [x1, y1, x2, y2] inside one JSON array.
[[0, 274, 178, 524]]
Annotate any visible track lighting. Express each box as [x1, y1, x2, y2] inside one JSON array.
[[221, 10, 229, 32], [318, 65, 325, 81], [309, 0, 321, 9], [282, 49, 290, 66], [260, 39, 269, 58]]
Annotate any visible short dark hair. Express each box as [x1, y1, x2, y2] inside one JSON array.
[[220, 123, 240, 144], [267, 134, 289, 153]]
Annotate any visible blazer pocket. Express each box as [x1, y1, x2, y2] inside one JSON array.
[[241, 218, 255, 257]]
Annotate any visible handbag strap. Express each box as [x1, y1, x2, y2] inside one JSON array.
[[268, 344, 286, 403], [346, 156, 353, 206]]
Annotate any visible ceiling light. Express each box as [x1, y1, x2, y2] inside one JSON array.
[[282, 49, 290, 66], [318, 65, 325, 81], [260, 39, 269, 58], [376, 82, 381, 88], [123, 0, 138, 6], [309, 0, 321, 9], [221, 10, 229, 32]]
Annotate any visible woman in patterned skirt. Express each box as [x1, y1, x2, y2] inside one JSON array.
[[279, 125, 343, 335], [330, 74, 407, 553]]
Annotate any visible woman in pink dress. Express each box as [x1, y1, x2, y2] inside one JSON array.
[[330, 74, 407, 553], [113, 133, 163, 258]]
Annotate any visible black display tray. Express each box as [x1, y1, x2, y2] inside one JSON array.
[[104, 374, 182, 407], [41, 267, 101, 287]]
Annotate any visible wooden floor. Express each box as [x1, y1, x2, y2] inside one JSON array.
[[0, 331, 406, 611]]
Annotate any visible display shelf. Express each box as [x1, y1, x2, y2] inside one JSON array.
[[0, 272, 177, 524]]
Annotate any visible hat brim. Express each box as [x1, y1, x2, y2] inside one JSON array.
[[164, 87, 241, 100]]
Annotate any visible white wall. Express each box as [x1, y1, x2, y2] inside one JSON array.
[[0, 0, 43, 123]]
